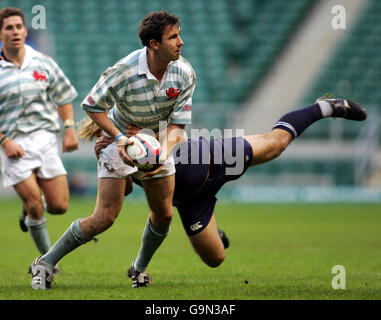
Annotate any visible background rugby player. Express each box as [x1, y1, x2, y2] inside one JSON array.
[[0, 7, 78, 266]]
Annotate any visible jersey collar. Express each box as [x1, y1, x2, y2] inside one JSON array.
[[0, 49, 13, 68], [0, 50, 10, 61], [0, 44, 37, 69], [137, 46, 175, 82], [138, 46, 157, 81]]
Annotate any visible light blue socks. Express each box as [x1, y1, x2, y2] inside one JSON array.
[[40, 218, 90, 267], [134, 217, 169, 272], [25, 216, 51, 255]]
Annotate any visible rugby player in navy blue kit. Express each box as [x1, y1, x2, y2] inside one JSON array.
[[91, 96, 366, 287]]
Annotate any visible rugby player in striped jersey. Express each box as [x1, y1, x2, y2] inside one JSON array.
[[29, 11, 196, 289], [0, 7, 78, 270]]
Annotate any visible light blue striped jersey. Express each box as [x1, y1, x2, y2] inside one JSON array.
[[0, 45, 78, 138], [81, 47, 196, 132]]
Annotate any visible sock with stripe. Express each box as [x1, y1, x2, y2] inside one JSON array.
[[272, 102, 332, 139]]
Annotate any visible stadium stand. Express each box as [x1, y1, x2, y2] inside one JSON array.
[[2, 0, 377, 195], [300, 0, 381, 141], [236, 0, 380, 188], [1, 0, 317, 131]]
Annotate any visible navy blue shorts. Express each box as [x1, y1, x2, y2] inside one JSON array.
[[173, 137, 253, 236]]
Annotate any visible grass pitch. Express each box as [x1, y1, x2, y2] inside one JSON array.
[[0, 198, 380, 300]]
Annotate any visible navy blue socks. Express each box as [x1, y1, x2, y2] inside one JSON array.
[[273, 102, 332, 139]]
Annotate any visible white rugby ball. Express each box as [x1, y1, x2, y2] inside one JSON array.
[[126, 133, 161, 171]]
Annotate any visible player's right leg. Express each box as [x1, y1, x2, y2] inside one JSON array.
[[316, 96, 366, 121], [244, 129, 292, 167], [29, 177, 127, 289], [79, 178, 126, 237], [245, 98, 367, 167]]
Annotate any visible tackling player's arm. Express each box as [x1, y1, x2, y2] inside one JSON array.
[[140, 123, 186, 177], [159, 123, 187, 161]]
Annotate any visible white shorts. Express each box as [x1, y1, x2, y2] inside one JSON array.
[[0, 130, 67, 188], [98, 142, 175, 180]]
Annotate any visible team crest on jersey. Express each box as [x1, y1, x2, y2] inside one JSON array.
[[32, 70, 48, 82], [87, 96, 96, 106], [166, 87, 181, 100]]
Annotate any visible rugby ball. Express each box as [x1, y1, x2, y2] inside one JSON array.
[[126, 133, 161, 171]]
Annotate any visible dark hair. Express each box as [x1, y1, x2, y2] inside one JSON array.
[[138, 10, 180, 48], [0, 7, 25, 31]]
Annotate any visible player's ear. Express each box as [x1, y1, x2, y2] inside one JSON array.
[[149, 39, 160, 51]]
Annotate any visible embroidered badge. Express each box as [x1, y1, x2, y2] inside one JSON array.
[[87, 96, 96, 106], [166, 87, 181, 100], [32, 70, 48, 82]]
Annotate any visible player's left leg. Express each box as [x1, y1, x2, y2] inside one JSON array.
[[188, 214, 226, 267], [128, 174, 174, 287], [37, 175, 69, 214], [13, 173, 51, 255], [142, 174, 175, 232]]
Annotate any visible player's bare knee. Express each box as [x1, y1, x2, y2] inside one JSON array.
[[162, 211, 173, 223], [204, 253, 225, 268], [46, 203, 67, 215], [153, 210, 173, 225], [90, 209, 118, 233], [198, 247, 225, 268], [24, 198, 43, 218]]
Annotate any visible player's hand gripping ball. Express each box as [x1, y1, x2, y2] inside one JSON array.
[[126, 133, 161, 171]]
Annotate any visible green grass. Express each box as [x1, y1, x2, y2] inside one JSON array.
[[0, 198, 380, 300]]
